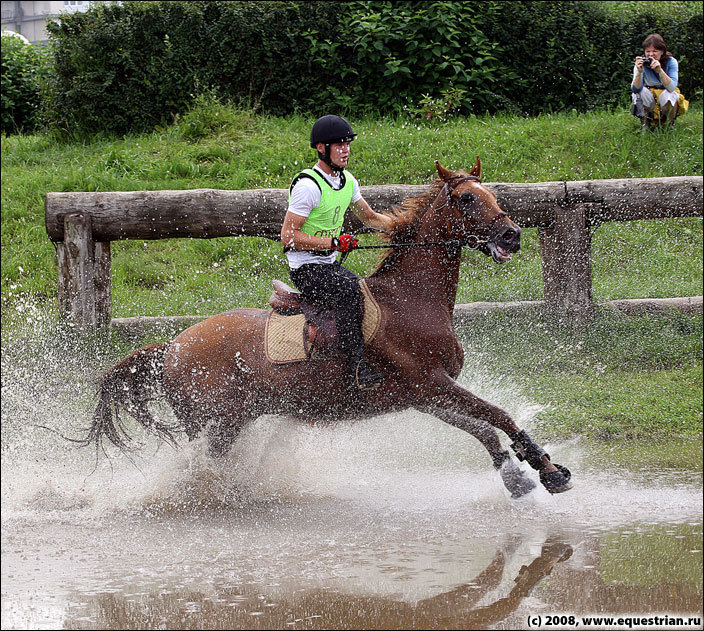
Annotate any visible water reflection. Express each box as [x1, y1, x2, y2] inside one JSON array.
[[60, 538, 574, 630], [2, 491, 702, 630], [2, 519, 689, 630]]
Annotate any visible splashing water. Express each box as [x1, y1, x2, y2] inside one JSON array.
[[2, 302, 701, 630], [1, 301, 700, 521]]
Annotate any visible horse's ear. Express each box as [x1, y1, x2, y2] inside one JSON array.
[[469, 156, 482, 180], [435, 160, 455, 182]]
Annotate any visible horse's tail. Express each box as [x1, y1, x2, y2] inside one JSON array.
[[81, 342, 180, 452]]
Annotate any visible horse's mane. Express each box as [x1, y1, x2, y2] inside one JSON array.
[[370, 172, 467, 276]]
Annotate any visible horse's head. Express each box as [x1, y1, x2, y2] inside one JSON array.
[[436, 158, 521, 264]]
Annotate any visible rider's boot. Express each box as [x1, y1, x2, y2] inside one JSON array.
[[508, 430, 573, 494], [353, 358, 385, 391]]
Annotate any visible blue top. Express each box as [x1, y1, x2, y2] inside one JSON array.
[[632, 57, 678, 93]]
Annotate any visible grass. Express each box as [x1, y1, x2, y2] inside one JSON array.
[[1, 101, 702, 451], [1, 102, 702, 315], [458, 308, 702, 446]]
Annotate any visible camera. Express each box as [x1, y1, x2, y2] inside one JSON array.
[[641, 57, 653, 67]]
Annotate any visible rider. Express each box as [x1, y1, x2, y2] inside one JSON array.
[[281, 115, 393, 390]]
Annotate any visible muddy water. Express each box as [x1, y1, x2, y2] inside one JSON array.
[[2, 327, 702, 630]]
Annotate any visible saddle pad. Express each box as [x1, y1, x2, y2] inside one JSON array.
[[265, 280, 381, 364]]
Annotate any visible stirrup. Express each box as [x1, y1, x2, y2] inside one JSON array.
[[354, 360, 384, 391]]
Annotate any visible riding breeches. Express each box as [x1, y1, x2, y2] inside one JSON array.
[[289, 262, 364, 366]]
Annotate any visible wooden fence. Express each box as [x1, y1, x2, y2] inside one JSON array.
[[44, 176, 703, 327]]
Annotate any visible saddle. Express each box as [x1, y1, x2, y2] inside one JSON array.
[[265, 279, 380, 364]]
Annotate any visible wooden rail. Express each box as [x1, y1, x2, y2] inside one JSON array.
[[45, 176, 703, 327]]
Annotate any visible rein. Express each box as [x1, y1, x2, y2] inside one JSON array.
[[349, 236, 483, 251], [291, 175, 504, 261], [345, 177, 503, 256], [338, 236, 476, 266]]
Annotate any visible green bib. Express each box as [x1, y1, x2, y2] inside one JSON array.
[[289, 168, 354, 239]]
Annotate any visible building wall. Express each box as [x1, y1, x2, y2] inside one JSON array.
[[1, 1, 91, 45]]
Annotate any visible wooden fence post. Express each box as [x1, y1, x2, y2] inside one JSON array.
[[539, 203, 596, 318], [94, 241, 112, 327], [56, 212, 111, 327]]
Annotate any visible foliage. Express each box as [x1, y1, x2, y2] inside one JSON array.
[[43, 0, 341, 137], [37, 0, 703, 137], [1, 35, 50, 133], [410, 89, 468, 122], [307, 1, 512, 115]]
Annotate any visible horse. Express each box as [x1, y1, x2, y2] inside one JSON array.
[[83, 158, 572, 498]]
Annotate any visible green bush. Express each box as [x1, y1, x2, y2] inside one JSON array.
[[41, 0, 703, 137], [44, 0, 341, 136], [307, 1, 515, 115], [1, 35, 44, 133]]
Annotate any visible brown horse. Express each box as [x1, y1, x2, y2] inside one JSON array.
[[84, 158, 572, 497]]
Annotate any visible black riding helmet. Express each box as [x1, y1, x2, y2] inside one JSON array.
[[310, 115, 357, 171]]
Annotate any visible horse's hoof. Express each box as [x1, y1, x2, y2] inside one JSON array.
[[510, 475, 538, 499], [499, 458, 538, 498], [539, 464, 573, 494]]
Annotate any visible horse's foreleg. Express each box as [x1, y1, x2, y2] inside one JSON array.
[[421, 370, 572, 494], [432, 408, 536, 498], [422, 369, 520, 432]]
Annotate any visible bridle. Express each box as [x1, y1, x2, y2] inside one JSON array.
[[341, 176, 505, 261]]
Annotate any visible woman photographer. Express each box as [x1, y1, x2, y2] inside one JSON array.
[[631, 33, 688, 131]]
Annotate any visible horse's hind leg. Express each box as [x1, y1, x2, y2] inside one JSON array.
[[433, 409, 536, 498], [205, 412, 255, 459]]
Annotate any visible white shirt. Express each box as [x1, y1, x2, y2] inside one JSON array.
[[286, 166, 363, 269]]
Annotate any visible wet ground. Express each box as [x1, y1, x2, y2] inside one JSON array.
[[2, 411, 702, 630]]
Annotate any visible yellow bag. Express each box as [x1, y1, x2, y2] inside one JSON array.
[[650, 88, 689, 120]]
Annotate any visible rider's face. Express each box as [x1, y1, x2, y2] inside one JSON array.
[[318, 142, 350, 169]]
